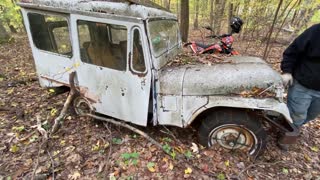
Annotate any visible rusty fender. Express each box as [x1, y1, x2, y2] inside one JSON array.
[[184, 96, 293, 126]]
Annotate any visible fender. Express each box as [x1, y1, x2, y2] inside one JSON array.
[[184, 96, 292, 127]]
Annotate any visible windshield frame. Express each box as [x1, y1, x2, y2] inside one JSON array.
[[147, 17, 180, 58]]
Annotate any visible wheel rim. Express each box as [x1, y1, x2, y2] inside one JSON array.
[[208, 124, 258, 155]]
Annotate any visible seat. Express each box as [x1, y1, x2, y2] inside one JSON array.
[[87, 42, 121, 70]]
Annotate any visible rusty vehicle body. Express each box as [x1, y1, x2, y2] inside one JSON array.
[[19, 0, 298, 156]]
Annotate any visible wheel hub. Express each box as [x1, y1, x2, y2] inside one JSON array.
[[209, 124, 257, 152]]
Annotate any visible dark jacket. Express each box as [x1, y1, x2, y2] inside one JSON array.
[[281, 24, 320, 91]]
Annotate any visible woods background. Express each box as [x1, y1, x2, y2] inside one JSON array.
[[1, 0, 320, 45]]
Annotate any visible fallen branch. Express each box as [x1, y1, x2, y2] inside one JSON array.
[[85, 113, 209, 178], [47, 150, 55, 180], [51, 72, 76, 134], [237, 161, 283, 179], [37, 115, 48, 139], [102, 123, 112, 178], [7, 78, 38, 87], [31, 115, 49, 180], [86, 113, 163, 149], [211, 54, 225, 60], [17, 131, 37, 142], [0, 107, 10, 111]]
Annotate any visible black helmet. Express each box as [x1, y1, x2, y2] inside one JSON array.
[[230, 17, 243, 33]]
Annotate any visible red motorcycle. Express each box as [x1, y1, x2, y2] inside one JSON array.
[[185, 17, 243, 55]]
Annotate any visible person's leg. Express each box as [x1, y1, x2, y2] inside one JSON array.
[[287, 81, 313, 127], [306, 95, 320, 123]]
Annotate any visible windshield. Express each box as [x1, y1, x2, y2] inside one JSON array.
[[148, 19, 179, 57]]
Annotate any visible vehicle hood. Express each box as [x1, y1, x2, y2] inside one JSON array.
[[158, 56, 283, 96]]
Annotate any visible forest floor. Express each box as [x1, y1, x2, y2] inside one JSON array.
[[0, 32, 320, 180]]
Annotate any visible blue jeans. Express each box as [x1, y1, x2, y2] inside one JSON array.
[[287, 80, 320, 127]]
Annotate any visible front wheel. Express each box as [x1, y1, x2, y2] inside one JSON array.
[[199, 109, 267, 157]]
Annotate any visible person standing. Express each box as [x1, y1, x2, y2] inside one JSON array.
[[281, 23, 320, 128]]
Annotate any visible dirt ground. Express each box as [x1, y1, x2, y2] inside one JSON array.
[[0, 34, 320, 180]]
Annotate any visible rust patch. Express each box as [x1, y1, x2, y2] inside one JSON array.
[[40, 75, 69, 86], [79, 86, 100, 103]]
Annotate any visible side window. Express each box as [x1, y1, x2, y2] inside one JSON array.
[[77, 24, 91, 61], [77, 20, 127, 71], [28, 13, 72, 57], [132, 29, 146, 72], [110, 25, 127, 44]]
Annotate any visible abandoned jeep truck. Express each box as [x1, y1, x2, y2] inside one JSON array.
[[19, 0, 298, 156]]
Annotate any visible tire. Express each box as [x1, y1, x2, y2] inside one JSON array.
[[199, 108, 267, 157]]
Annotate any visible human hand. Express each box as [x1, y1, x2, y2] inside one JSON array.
[[281, 73, 293, 86]]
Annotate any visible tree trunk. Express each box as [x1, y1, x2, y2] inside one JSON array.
[[209, 0, 214, 30], [290, 0, 302, 26], [289, 4, 320, 41], [228, 2, 233, 33], [213, 0, 227, 35], [266, 0, 300, 57], [176, 0, 180, 21], [6, 20, 17, 34], [164, 0, 170, 10], [220, 0, 227, 34], [180, 0, 189, 42], [0, 19, 10, 43], [193, 0, 199, 29], [263, 0, 283, 60]]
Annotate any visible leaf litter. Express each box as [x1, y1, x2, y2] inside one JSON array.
[[0, 35, 319, 179]]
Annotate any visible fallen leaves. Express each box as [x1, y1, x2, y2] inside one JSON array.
[[167, 53, 233, 67], [12, 125, 25, 132], [239, 86, 276, 98], [147, 162, 156, 172], [217, 173, 226, 180], [50, 108, 58, 117], [282, 168, 289, 175], [68, 171, 81, 180], [310, 146, 319, 152], [184, 167, 192, 174], [9, 144, 19, 153], [190, 142, 199, 153]]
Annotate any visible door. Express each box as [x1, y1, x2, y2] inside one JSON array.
[[21, 9, 75, 87], [70, 15, 151, 126]]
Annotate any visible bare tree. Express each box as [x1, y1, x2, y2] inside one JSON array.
[[176, 0, 180, 20], [213, 0, 227, 35], [0, 19, 10, 43], [164, 0, 170, 10], [263, 0, 284, 60], [180, 0, 189, 42], [210, 0, 214, 29], [193, 0, 199, 29], [228, 2, 234, 33]]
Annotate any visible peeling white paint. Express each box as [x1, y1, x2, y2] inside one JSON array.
[[20, 0, 176, 19]]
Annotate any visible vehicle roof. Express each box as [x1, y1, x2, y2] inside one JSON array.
[[18, 0, 176, 20]]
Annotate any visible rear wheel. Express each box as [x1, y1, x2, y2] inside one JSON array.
[[199, 109, 266, 156]]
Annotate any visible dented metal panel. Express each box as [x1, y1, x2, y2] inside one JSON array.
[[21, 8, 75, 88], [158, 66, 186, 95], [69, 14, 152, 126], [184, 96, 293, 126], [182, 96, 208, 127], [157, 95, 183, 126], [159, 56, 283, 96]]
